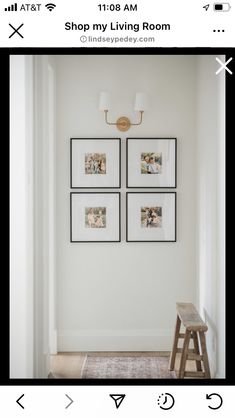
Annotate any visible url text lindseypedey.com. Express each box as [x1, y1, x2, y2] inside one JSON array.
[[79, 35, 156, 44]]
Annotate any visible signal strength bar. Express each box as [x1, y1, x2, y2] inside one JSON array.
[[4, 3, 17, 11]]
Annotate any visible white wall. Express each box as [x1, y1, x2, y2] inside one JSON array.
[[10, 55, 57, 378], [10, 56, 34, 377], [34, 55, 57, 377], [56, 55, 197, 351], [196, 56, 225, 377]]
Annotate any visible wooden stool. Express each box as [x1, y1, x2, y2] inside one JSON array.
[[169, 303, 211, 378]]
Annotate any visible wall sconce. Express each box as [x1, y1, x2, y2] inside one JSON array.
[[99, 92, 148, 132]]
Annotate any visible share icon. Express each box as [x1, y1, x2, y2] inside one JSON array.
[[110, 394, 126, 409]]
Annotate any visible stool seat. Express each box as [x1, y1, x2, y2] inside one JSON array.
[[176, 303, 208, 332], [169, 303, 211, 379]]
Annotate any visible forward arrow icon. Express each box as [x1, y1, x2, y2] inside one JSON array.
[[65, 394, 74, 409]]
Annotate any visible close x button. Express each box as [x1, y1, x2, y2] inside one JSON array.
[[9, 23, 24, 39]]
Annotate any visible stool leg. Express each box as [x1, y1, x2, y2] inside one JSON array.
[[192, 331, 202, 372], [169, 315, 181, 371], [199, 331, 211, 378], [179, 329, 191, 378]]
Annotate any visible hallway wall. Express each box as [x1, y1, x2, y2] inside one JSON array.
[[10, 55, 34, 377], [55, 55, 197, 351], [196, 55, 225, 377], [34, 55, 57, 377]]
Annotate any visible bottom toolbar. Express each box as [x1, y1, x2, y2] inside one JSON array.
[[0, 385, 233, 417]]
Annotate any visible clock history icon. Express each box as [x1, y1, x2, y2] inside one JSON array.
[[157, 393, 175, 410]]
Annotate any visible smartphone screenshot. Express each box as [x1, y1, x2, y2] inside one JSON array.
[[2, 0, 233, 416]]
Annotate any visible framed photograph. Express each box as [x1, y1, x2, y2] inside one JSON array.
[[126, 138, 177, 188], [70, 192, 121, 242], [70, 138, 121, 188], [126, 192, 176, 242]]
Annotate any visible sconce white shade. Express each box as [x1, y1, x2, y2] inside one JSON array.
[[99, 91, 110, 110], [134, 92, 148, 111]]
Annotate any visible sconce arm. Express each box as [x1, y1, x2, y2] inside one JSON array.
[[103, 110, 144, 131], [130, 110, 144, 126], [104, 110, 117, 125]]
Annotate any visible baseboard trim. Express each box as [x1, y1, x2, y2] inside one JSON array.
[[58, 329, 173, 352]]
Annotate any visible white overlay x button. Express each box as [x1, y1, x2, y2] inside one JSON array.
[[215, 57, 233, 75]]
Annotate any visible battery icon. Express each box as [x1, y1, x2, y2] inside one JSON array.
[[213, 3, 231, 11]]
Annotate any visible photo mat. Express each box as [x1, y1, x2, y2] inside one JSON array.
[[71, 192, 121, 242], [127, 192, 176, 242], [71, 138, 121, 188], [127, 138, 176, 188]]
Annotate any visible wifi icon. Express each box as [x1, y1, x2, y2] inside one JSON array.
[[45, 3, 56, 11]]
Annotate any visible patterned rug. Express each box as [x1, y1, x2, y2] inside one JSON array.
[[82, 356, 176, 379]]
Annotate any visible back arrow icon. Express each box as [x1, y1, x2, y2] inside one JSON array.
[[16, 394, 25, 409], [65, 394, 74, 409], [206, 393, 223, 410]]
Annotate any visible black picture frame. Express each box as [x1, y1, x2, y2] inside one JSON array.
[[126, 192, 177, 242], [126, 137, 177, 188], [70, 138, 121, 189], [70, 192, 121, 243]]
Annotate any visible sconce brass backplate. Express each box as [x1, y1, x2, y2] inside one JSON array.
[[116, 116, 131, 132]]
